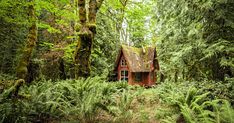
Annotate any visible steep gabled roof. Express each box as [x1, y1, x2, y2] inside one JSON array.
[[115, 45, 159, 72]]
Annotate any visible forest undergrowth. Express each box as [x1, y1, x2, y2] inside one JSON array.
[[0, 74, 234, 123]]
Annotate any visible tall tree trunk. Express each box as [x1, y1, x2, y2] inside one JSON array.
[[16, 2, 37, 81], [74, 0, 103, 78]]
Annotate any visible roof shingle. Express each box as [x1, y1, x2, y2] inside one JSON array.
[[116, 45, 158, 72]]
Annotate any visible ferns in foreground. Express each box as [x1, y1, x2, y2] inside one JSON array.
[[0, 77, 129, 122], [156, 81, 234, 123], [1, 77, 233, 123]]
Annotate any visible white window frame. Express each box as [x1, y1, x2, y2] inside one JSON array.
[[121, 58, 127, 66], [120, 70, 128, 81]]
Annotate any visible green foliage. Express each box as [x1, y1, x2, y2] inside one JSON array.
[[39, 41, 54, 50], [38, 22, 61, 34], [0, 0, 77, 78], [196, 79, 234, 105], [0, 14, 27, 74], [0, 76, 233, 123], [107, 89, 141, 122], [0, 0, 233, 122], [63, 41, 76, 63], [155, 81, 234, 123], [154, 0, 234, 81], [90, 5, 120, 76], [0, 77, 131, 122], [0, 74, 16, 93]]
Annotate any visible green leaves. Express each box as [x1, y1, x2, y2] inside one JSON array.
[[38, 22, 62, 33], [154, 0, 234, 81]]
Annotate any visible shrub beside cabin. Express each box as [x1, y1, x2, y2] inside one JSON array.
[[114, 45, 160, 86]]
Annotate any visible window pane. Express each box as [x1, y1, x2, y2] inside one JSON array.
[[120, 70, 128, 82], [135, 72, 142, 82], [121, 70, 128, 76], [121, 77, 128, 82], [121, 59, 126, 66], [121, 71, 125, 76], [125, 71, 128, 76]]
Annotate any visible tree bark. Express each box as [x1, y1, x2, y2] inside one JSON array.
[[74, 0, 103, 78], [16, 1, 37, 81]]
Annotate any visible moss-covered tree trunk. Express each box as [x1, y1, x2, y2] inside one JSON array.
[[74, 0, 104, 78], [16, 1, 37, 81]]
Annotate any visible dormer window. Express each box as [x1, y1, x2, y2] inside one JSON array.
[[121, 58, 127, 66]]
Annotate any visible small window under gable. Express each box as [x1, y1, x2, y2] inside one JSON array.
[[121, 57, 127, 67]]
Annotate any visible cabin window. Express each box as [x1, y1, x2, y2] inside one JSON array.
[[134, 72, 142, 82], [121, 58, 127, 66], [120, 70, 128, 81]]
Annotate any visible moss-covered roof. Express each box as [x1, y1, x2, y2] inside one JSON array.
[[115, 45, 159, 72]]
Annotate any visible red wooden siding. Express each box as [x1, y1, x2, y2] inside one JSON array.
[[117, 52, 157, 86], [117, 54, 129, 81]]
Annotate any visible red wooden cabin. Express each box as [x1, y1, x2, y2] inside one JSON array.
[[114, 45, 160, 86]]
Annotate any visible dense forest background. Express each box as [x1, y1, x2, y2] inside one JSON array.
[[0, 0, 233, 81], [0, 0, 233, 122]]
